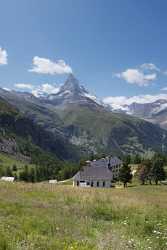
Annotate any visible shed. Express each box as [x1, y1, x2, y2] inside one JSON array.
[[0, 177, 15, 182]]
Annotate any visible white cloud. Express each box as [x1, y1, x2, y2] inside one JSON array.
[[103, 93, 167, 110], [15, 83, 34, 90], [116, 69, 156, 86], [0, 48, 8, 65], [40, 83, 60, 94], [14, 82, 60, 97], [115, 63, 160, 86], [29, 56, 72, 75], [140, 63, 160, 72], [161, 87, 167, 91], [32, 83, 60, 97]]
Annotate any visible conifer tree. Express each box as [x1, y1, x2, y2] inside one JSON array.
[[119, 163, 132, 188]]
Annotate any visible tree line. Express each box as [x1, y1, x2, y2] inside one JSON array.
[[118, 153, 166, 187], [0, 152, 166, 185], [0, 162, 80, 182]]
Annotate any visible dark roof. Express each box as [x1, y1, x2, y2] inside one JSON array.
[[90, 157, 122, 168], [73, 156, 122, 181], [73, 165, 113, 181]]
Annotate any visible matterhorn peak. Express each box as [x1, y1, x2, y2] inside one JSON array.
[[60, 74, 83, 93], [41, 74, 104, 109]]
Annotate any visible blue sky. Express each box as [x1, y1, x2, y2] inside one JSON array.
[[1, 0, 167, 102]]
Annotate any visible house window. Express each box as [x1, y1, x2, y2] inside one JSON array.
[[77, 181, 79, 186], [91, 181, 93, 187], [86, 181, 90, 186], [97, 181, 99, 187], [103, 181, 105, 187]]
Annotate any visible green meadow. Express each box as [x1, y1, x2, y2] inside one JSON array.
[[0, 182, 166, 250], [0, 153, 36, 170]]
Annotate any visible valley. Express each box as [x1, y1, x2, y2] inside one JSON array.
[[1, 74, 167, 162], [1, 2, 167, 250]]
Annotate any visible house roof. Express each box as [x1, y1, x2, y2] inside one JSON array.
[[73, 156, 122, 181], [90, 157, 122, 168], [73, 165, 113, 181]]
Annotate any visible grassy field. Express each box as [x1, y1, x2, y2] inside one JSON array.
[[0, 183, 167, 250]]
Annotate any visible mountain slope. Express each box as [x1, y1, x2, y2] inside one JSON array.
[[56, 104, 167, 155], [0, 96, 18, 114], [0, 97, 79, 161], [1, 75, 167, 156], [107, 98, 167, 130]]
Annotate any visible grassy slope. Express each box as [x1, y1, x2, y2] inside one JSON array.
[[58, 105, 167, 155], [0, 98, 21, 158], [0, 97, 18, 114], [0, 153, 25, 168], [0, 97, 80, 162], [0, 183, 166, 250], [0, 153, 35, 172]]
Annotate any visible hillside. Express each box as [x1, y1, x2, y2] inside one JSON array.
[[1, 75, 167, 157], [0, 96, 79, 161], [57, 104, 167, 155], [0, 97, 18, 114], [0, 97, 82, 181], [0, 182, 166, 249], [107, 98, 167, 130]]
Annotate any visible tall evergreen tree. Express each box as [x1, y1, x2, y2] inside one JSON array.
[[5, 166, 13, 177], [123, 155, 131, 165], [119, 163, 132, 188], [150, 158, 166, 185], [133, 154, 142, 164]]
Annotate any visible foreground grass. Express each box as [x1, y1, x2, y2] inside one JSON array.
[[0, 183, 166, 250]]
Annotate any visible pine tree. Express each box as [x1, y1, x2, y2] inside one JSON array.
[[133, 154, 141, 164], [29, 168, 37, 183], [5, 166, 13, 177], [150, 159, 166, 185], [19, 165, 29, 181], [118, 163, 132, 188], [12, 164, 17, 172], [123, 155, 131, 165]]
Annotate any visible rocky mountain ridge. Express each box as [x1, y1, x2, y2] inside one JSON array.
[[1, 74, 167, 157], [108, 98, 167, 129]]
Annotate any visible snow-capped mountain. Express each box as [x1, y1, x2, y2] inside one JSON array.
[[1, 74, 167, 155], [40, 74, 103, 108], [2, 74, 167, 130], [126, 100, 167, 117], [106, 98, 167, 129]]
